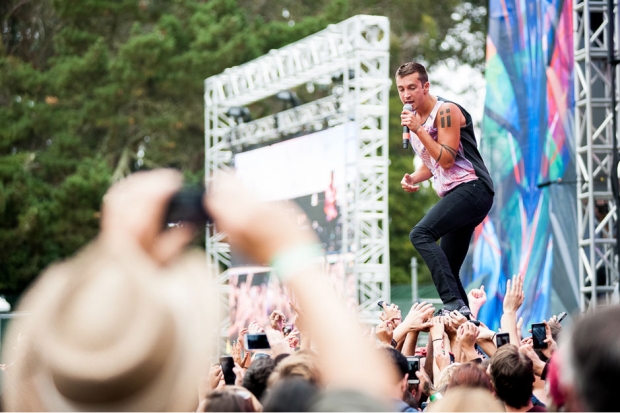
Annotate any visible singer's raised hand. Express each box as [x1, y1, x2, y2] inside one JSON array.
[[401, 174, 419, 193]]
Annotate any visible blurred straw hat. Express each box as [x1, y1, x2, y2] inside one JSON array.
[[3, 240, 214, 411]]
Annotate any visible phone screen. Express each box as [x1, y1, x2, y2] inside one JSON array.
[[531, 323, 548, 349], [245, 333, 271, 350], [220, 356, 236, 385], [495, 332, 510, 348], [406, 356, 420, 384]]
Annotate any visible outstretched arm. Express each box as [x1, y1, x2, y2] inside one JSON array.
[[501, 274, 524, 346]]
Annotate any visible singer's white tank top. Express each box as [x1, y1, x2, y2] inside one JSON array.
[[409, 98, 478, 197]]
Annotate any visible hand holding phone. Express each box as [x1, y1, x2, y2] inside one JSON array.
[[244, 333, 271, 350], [556, 312, 568, 323], [495, 332, 510, 348], [406, 356, 420, 384], [219, 356, 236, 385], [531, 322, 548, 349]]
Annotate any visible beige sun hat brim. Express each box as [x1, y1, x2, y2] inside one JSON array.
[[3, 239, 216, 412]]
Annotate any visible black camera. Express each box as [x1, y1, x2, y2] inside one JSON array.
[[164, 186, 210, 227]]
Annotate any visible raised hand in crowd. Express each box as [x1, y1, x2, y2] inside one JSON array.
[[248, 320, 265, 334], [429, 316, 446, 342], [375, 319, 395, 346], [503, 274, 525, 314], [541, 320, 557, 358], [456, 322, 479, 362], [433, 344, 451, 384], [380, 302, 402, 327], [207, 364, 225, 393], [518, 342, 547, 377], [441, 315, 460, 362], [233, 362, 245, 387], [475, 324, 495, 342], [285, 327, 300, 349], [467, 284, 487, 319], [100, 169, 195, 265], [428, 316, 450, 383], [448, 309, 467, 329], [197, 364, 227, 413], [269, 310, 287, 332], [265, 328, 293, 357], [475, 324, 497, 357], [547, 313, 563, 340], [238, 327, 249, 351], [442, 314, 458, 337], [393, 301, 434, 345], [231, 339, 249, 369], [501, 273, 524, 345]]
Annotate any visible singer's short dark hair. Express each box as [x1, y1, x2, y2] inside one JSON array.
[[395, 62, 428, 84]]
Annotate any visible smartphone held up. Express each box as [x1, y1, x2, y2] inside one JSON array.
[[219, 356, 236, 385], [406, 356, 420, 384], [531, 322, 548, 349], [244, 333, 271, 351], [495, 332, 510, 348]]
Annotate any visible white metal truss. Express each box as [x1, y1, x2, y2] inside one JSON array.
[[574, 0, 620, 312], [205, 15, 391, 342]]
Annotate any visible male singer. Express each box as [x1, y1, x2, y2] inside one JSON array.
[[396, 62, 494, 317]]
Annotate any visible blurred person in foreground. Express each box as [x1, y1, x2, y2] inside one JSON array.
[[3, 170, 214, 411], [550, 305, 620, 411], [2, 169, 399, 411]]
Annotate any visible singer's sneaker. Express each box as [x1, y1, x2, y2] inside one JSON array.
[[433, 308, 451, 317], [457, 306, 473, 320]]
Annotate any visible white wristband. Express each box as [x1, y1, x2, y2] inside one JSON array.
[[269, 243, 324, 281]]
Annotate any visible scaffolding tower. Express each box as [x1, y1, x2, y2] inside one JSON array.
[[574, 0, 620, 311], [204, 15, 391, 342]]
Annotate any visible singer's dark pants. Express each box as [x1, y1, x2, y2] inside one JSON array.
[[409, 180, 493, 310]]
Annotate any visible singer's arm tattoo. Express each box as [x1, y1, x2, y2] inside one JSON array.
[[439, 109, 452, 129], [441, 144, 457, 160], [435, 144, 457, 163]]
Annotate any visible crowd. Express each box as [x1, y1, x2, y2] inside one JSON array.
[[2, 168, 619, 411]]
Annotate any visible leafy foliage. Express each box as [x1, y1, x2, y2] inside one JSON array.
[[0, 0, 485, 294]]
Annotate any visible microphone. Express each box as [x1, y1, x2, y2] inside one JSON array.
[[403, 104, 413, 149]]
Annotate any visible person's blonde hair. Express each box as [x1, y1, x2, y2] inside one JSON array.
[[435, 362, 461, 393], [428, 387, 504, 412]]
